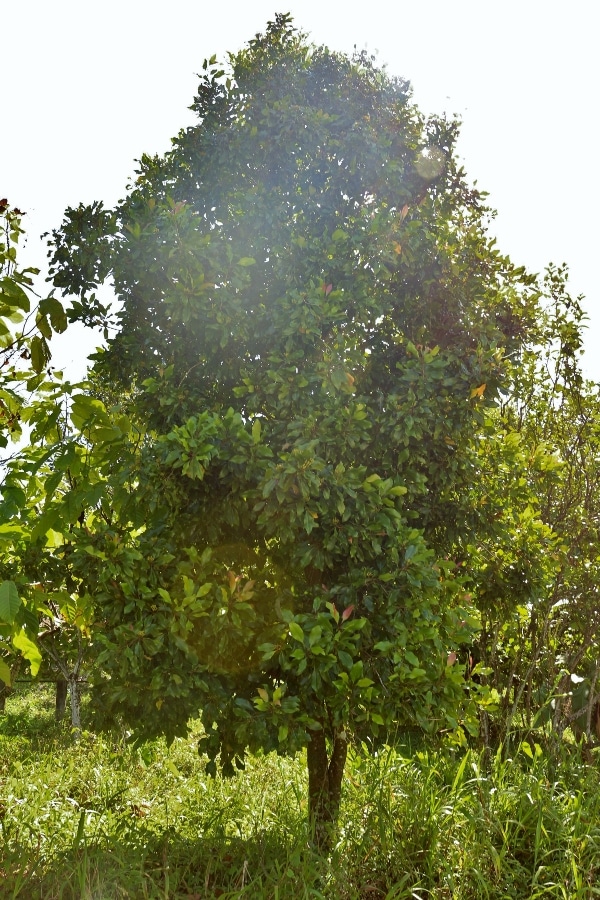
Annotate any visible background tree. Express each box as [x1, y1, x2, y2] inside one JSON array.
[[0, 200, 69, 692], [455, 403, 560, 750], [442, 263, 600, 756], [494, 268, 600, 746], [47, 15, 542, 846], [0, 387, 104, 731]]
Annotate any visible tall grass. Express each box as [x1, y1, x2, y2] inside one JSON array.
[[1, 683, 600, 898]]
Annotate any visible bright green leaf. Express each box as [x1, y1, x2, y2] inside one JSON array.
[[0, 657, 11, 685], [289, 622, 304, 642], [12, 629, 42, 676]]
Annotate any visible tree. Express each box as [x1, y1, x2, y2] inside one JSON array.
[[0, 200, 70, 691], [490, 268, 600, 747], [0, 391, 100, 733], [47, 15, 542, 846], [444, 262, 600, 756]]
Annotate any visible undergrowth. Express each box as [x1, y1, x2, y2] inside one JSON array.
[[1, 683, 600, 898]]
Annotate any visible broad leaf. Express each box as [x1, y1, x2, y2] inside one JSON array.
[[0, 656, 11, 686], [12, 629, 42, 676], [0, 580, 20, 624]]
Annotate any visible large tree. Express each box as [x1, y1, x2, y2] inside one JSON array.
[[47, 15, 541, 845]]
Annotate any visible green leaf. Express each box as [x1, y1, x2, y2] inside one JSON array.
[[0, 276, 31, 311], [289, 622, 304, 643], [308, 625, 322, 646], [0, 657, 11, 686], [237, 257, 256, 267], [374, 640, 393, 652], [21, 605, 39, 634], [40, 296, 68, 333], [12, 629, 42, 676], [338, 650, 354, 670], [36, 313, 52, 340], [0, 523, 26, 539], [30, 335, 47, 373], [408, 667, 426, 678], [91, 426, 122, 444], [0, 581, 21, 624], [520, 740, 533, 759], [350, 661, 363, 683], [330, 367, 346, 390]]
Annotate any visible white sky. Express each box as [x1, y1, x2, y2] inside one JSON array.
[[3, 0, 597, 379]]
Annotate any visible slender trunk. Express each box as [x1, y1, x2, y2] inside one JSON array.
[[480, 710, 491, 769], [552, 645, 587, 737], [43, 631, 86, 741], [55, 679, 68, 721], [306, 726, 348, 853], [69, 676, 82, 740], [584, 660, 600, 742]]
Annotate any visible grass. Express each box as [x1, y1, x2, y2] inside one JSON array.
[[2, 684, 600, 898]]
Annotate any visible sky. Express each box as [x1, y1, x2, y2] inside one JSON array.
[[3, 0, 597, 379]]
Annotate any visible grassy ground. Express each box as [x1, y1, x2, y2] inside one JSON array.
[[1, 683, 600, 898]]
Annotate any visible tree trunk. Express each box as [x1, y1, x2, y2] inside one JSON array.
[[306, 726, 348, 853], [55, 679, 68, 721], [584, 660, 600, 742], [69, 676, 82, 739], [42, 632, 86, 741]]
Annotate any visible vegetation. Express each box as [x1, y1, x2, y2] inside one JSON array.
[[0, 200, 71, 691], [2, 12, 600, 895], [2, 684, 600, 898]]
